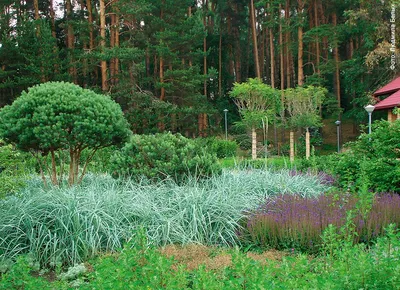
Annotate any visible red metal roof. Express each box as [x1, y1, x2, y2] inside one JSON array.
[[374, 90, 400, 110], [374, 76, 400, 96]]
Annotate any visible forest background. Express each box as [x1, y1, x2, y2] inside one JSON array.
[[0, 0, 399, 144]]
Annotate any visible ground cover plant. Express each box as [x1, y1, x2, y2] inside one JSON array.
[[1, 224, 400, 289], [0, 169, 330, 270]]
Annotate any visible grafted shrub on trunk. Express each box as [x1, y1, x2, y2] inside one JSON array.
[[0, 81, 131, 186]]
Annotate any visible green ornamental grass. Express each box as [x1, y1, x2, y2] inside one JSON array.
[[0, 169, 330, 268]]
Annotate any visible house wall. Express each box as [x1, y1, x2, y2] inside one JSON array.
[[387, 110, 400, 122]]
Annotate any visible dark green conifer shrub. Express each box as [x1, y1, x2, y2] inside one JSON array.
[[196, 137, 238, 158], [0, 82, 131, 186], [111, 132, 221, 182]]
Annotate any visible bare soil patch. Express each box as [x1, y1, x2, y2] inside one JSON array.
[[159, 244, 284, 271]]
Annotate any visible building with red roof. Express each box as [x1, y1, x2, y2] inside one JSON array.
[[373, 76, 400, 122]]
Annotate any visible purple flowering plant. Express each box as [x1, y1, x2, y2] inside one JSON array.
[[241, 192, 400, 253]]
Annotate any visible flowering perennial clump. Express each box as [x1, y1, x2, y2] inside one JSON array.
[[243, 193, 400, 253]]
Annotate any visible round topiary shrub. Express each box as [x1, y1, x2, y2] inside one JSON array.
[[0, 81, 131, 186], [111, 132, 221, 183]]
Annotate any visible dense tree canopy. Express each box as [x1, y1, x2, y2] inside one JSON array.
[[0, 0, 398, 138]]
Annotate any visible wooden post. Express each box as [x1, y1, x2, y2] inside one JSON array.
[[305, 128, 310, 159], [252, 127, 257, 160]]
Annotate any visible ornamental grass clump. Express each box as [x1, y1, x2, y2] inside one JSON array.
[[243, 193, 400, 253], [210, 169, 329, 199], [0, 169, 330, 268], [0, 175, 136, 268]]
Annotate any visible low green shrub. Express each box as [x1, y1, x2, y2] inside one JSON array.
[[0, 255, 65, 289], [81, 146, 116, 174], [111, 133, 221, 183], [300, 120, 400, 192], [232, 133, 252, 151], [0, 142, 36, 198], [196, 137, 238, 158]]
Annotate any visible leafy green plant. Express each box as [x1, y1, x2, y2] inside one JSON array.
[[2, 224, 400, 289], [296, 127, 323, 157], [0, 81, 131, 186], [301, 120, 400, 192], [111, 132, 222, 183], [232, 133, 252, 151], [0, 254, 66, 289], [230, 78, 280, 160], [284, 86, 327, 161], [0, 142, 36, 198], [196, 137, 238, 158]]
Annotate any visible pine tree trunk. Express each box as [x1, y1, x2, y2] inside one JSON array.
[[290, 130, 295, 163], [80, 0, 88, 83], [199, 0, 208, 137], [252, 126, 257, 160], [319, 1, 328, 64], [279, 3, 285, 145], [219, 29, 222, 96], [269, 4, 275, 88], [110, 13, 116, 86], [66, 0, 77, 83], [158, 1, 166, 131], [250, 0, 261, 78], [146, 47, 151, 78], [314, 0, 320, 75], [297, 0, 304, 86], [33, 0, 39, 20], [305, 127, 310, 159], [285, 0, 291, 87], [332, 12, 341, 112], [268, 3, 277, 148], [350, 38, 357, 133], [160, 56, 165, 100], [203, 0, 208, 97], [100, 0, 108, 92], [33, 0, 46, 82], [86, 0, 94, 51], [227, 14, 234, 85], [86, 0, 95, 85], [114, 11, 120, 84]]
